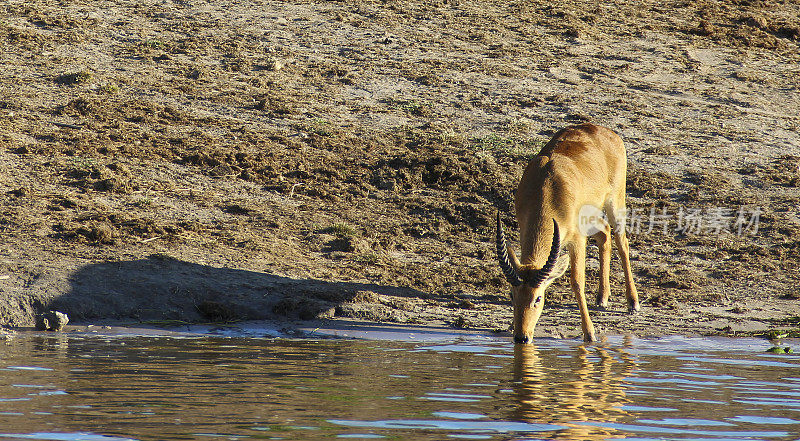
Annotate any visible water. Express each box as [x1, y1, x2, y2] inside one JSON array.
[[0, 331, 798, 440]]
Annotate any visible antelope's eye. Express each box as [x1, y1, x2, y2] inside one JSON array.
[[534, 296, 543, 305]]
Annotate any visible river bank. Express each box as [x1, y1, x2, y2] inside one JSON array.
[[1, 0, 799, 339]]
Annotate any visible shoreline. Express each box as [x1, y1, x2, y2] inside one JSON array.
[[4, 319, 798, 348]]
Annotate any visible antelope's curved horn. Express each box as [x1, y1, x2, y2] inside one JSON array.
[[496, 212, 523, 287], [529, 219, 561, 288]]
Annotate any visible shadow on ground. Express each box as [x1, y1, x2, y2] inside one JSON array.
[[48, 255, 428, 324]]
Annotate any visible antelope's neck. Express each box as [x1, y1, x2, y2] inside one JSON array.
[[520, 216, 554, 269]]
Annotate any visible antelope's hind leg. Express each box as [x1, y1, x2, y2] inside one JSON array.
[[593, 222, 612, 310], [606, 200, 640, 313]]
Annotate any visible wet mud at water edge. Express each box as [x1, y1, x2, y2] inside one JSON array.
[[1, 0, 799, 336]]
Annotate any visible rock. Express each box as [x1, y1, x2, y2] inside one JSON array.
[[35, 311, 70, 331], [208, 163, 235, 177], [744, 14, 768, 30], [87, 224, 114, 244]]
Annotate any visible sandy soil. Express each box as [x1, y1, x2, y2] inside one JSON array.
[[1, 0, 799, 340]]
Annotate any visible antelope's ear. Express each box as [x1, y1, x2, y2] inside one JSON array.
[[546, 254, 570, 282], [506, 245, 522, 271]]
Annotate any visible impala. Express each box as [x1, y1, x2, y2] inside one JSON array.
[[496, 123, 640, 343]]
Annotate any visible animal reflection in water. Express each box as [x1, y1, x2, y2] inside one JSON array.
[[510, 341, 638, 440]]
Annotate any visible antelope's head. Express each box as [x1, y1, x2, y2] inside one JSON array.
[[496, 213, 569, 344]]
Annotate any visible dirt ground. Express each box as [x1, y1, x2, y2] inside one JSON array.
[[1, 0, 799, 340]]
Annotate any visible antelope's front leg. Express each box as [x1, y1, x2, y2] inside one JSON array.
[[569, 240, 597, 342]]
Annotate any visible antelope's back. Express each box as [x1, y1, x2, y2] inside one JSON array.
[[541, 123, 625, 166], [531, 123, 625, 184], [515, 123, 627, 227]]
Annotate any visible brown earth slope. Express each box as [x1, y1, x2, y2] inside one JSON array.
[[1, 0, 799, 339]]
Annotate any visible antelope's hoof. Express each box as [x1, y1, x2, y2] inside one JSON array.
[[628, 301, 641, 314]]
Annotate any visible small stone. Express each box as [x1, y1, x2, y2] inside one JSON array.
[[208, 163, 235, 177], [265, 57, 284, 71]]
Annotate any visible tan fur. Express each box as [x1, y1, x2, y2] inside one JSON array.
[[508, 123, 639, 343]]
